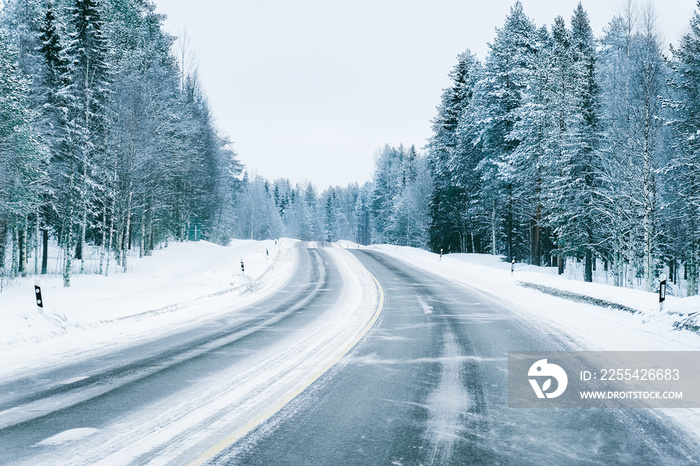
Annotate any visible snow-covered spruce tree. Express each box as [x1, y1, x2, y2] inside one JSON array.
[[36, 0, 69, 275], [322, 187, 338, 242], [450, 57, 486, 255], [534, 14, 583, 275], [668, 1, 700, 296], [427, 50, 480, 254], [472, 1, 536, 261], [355, 183, 373, 246], [370, 144, 403, 244], [320, 184, 358, 243], [61, 0, 112, 281], [504, 23, 556, 267], [392, 154, 432, 248], [385, 146, 431, 248], [546, 4, 602, 282]]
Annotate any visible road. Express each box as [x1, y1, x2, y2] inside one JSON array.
[[0, 244, 378, 465], [1, 246, 698, 465], [212, 249, 700, 465]]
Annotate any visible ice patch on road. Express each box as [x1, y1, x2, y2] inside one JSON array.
[[344, 353, 503, 366], [36, 428, 99, 446], [417, 297, 433, 314], [423, 328, 470, 464]]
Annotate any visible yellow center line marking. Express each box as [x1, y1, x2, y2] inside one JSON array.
[[189, 271, 385, 465]]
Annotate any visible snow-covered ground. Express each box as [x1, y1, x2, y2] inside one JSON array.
[[364, 243, 700, 442], [0, 238, 296, 379]]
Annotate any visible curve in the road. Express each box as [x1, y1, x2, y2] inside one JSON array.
[[190, 270, 384, 465], [0, 245, 380, 465], [219, 249, 700, 466]]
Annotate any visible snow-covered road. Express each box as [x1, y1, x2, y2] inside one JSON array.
[[3, 242, 700, 465], [0, 243, 380, 465]]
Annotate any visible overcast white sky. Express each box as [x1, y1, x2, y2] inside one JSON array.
[[155, 0, 696, 189]]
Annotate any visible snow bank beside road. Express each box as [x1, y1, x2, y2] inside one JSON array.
[[0, 239, 297, 378]]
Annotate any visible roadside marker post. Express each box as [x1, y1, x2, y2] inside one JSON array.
[[659, 273, 667, 312], [241, 260, 245, 273], [440, 248, 443, 261], [34, 281, 44, 314], [511, 259, 516, 275]]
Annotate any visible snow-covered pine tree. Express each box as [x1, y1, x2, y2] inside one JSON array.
[[428, 50, 479, 254], [473, 1, 536, 261], [62, 0, 112, 281], [668, 1, 700, 296], [355, 183, 372, 245], [547, 3, 602, 282], [504, 23, 555, 266]]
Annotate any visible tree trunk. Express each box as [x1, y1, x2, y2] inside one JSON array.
[[0, 222, 6, 280], [41, 229, 48, 274], [11, 229, 18, 278], [35, 215, 40, 275], [532, 206, 541, 266], [491, 200, 497, 255], [64, 226, 73, 287], [584, 249, 593, 282], [99, 204, 107, 275], [18, 226, 27, 277], [106, 207, 114, 277], [689, 245, 699, 297], [140, 209, 145, 258], [79, 206, 87, 273], [123, 186, 133, 273]]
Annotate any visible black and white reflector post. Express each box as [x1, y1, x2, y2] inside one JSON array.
[[34, 283, 44, 314], [659, 274, 667, 311], [241, 260, 245, 273], [511, 259, 516, 275]]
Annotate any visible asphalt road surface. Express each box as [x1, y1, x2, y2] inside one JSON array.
[[214, 249, 700, 465]]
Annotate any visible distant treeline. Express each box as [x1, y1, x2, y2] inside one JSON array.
[[234, 144, 432, 249]]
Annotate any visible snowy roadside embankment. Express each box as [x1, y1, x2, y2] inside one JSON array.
[[0, 238, 297, 379]]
